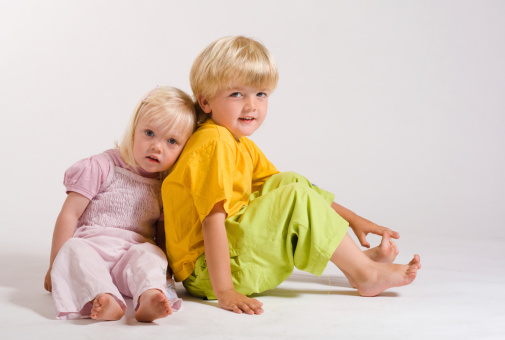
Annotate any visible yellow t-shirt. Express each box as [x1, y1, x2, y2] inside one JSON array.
[[162, 119, 279, 281]]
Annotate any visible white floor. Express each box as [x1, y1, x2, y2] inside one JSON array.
[[1, 232, 504, 340], [2, 2, 504, 339]]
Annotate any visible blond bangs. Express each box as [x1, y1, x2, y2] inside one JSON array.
[[118, 86, 196, 173], [191, 36, 279, 100], [141, 104, 194, 138]]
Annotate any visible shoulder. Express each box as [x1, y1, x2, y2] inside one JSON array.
[[180, 120, 237, 161], [103, 148, 124, 167], [193, 119, 237, 146], [66, 151, 111, 177], [63, 150, 111, 199], [167, 122, 238, 182], [239, 137, 263, 156], [240, 136, 259, 150]]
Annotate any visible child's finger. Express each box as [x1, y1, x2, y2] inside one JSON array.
[[240, 303, 255, 315], [230, 304, 242, 314], [253, 306, 264, 314], [377, 225, 400, 239], [384, 228, 400, 239], [240, 299, 263, 315], [357, 233, 370, 248], [251, 298, 263, 307], [248, 300, 263, 314], [245, 304, 263, 315]]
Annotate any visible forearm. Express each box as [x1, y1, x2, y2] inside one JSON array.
[[201, 203, 234, 297], [331, 202, 358, 226], [201, 202, 264, 314], [49, 213, 78, 266], [331, 201, 399, 248], [45, 192, 89, 291], [48, 192, 90, 267]]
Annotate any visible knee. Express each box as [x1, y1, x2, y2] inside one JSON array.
[[129, 243, 167, 262], [280, 182, 313, 201], [53, 238, 88, 264], [270, 171, 310, 185], [59, 238, 85, 253]]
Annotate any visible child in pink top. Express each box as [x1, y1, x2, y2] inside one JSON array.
[[44, 86, 196, 322]]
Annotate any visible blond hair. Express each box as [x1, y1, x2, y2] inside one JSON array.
[[190, 36, 279, 104], [118, 86, 196, 177]]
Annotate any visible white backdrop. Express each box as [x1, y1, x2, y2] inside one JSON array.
[[1, 0, 504, 253]]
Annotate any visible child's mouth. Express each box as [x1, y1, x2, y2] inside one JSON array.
[[147, 156, 159, 163], [239, 117, 255, 122]]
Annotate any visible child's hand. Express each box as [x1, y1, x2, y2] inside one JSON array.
[[44, 268, 52, 292], [350, 216, 400, 248], [217, 289, 264, 315], [330, 202, 400, 248]]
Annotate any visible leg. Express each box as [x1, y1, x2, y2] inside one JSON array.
[[51, 237, 126, 319], [267, 173, 400, 264], [267, 172, 401, 264], [254, 171, 335, 203], [330, 234, 421, 296], [111, 242, 175, 322], [185, 172, 349, 299]]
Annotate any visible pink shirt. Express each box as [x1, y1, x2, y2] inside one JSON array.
[[64, 149, 158, 200]]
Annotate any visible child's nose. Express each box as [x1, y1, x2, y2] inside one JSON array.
[[151, 141, 162, 152], [244, 97, 257, 111]]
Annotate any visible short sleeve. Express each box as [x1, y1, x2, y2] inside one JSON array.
[[243, 138, 279, 191], [181, 141, 235, 222], [63, 153, 110, 200]]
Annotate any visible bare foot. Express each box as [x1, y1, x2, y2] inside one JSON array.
[[364, 232, 399, 263], [342, 269, 357, 288], [135, 289, 172, 322], [356, 254, 421, 297], [90, 293, 124, 321]]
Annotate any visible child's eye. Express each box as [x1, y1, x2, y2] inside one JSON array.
[[230, 92, 242, 98], [257, 92, 268, 98], [168, 138, 177, 145], [145, 129, 154, 137]]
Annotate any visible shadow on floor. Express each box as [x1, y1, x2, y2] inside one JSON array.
[[0, 251, 56, 319], [284, 271, 352, 287], [1, 251, 398, 321]]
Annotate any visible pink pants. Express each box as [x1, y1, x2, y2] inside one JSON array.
[[51, 226, 181, 319]]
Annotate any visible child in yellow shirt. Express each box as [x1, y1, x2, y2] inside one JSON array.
[[162, 36, 421, 315]]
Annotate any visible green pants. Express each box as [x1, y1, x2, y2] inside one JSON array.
[[183, 172, 349, 299]]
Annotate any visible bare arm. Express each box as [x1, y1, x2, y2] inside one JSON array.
[[202, 201, 263, 315], [44, 192, 90, 292], [331, 202, 400, 248]]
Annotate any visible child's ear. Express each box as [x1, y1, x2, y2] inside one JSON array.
[[197, 94, 212, 114]]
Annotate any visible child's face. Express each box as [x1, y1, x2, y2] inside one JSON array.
[[199, 84, 270, 139], [132, 117, 189, 174]]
